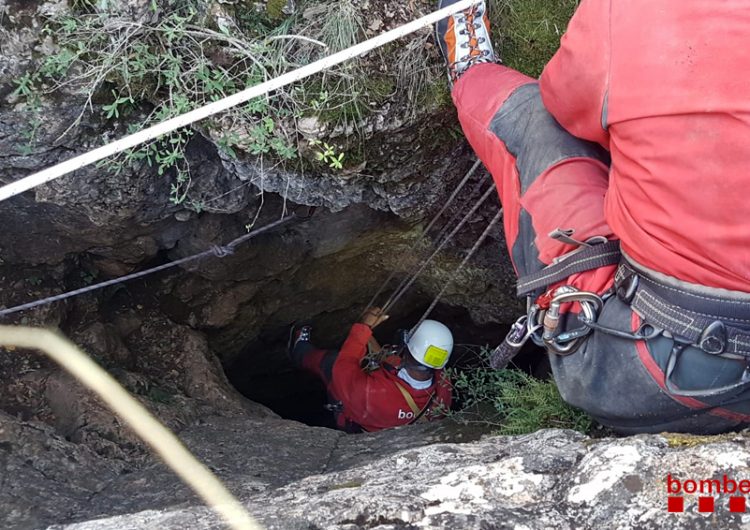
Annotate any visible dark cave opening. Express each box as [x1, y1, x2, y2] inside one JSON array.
[[226, 301, 547, 428]]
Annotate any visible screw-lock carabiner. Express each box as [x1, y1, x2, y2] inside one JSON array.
[[542, 286, 603, 356]]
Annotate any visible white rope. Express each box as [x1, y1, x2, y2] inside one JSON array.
[[0, 0, 478, 203], [0, 325, 263, 530]]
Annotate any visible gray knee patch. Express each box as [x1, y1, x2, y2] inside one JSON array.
[[489, 83, 609, 193]]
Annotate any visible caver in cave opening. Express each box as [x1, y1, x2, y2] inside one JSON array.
[[226, 301, 546, 428]]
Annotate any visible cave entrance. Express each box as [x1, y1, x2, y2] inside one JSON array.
[[226, 302, 546, 428]]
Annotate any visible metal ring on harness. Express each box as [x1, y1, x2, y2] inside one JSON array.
[[542, 287, 603, 356], [664, 339, 750, 398], [526, 304, 545, 347], [505, 315, 543, 348]]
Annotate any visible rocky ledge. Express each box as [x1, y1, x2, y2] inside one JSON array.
[[3, 416, 743, 530]]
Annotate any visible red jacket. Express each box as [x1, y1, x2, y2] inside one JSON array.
[[540, 0, 750, 292], [330, 323, 453, 432]]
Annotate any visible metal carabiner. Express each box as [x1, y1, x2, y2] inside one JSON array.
[[526, 304, 546, 346], [549, 298, 600, 354], [541, 286, 578, 347], [490, 314, 544, 369], [506, 315, 530, 348], [543, 287, 604, 356], [550, 289, 604, 313], [504, 314, 544, 349]]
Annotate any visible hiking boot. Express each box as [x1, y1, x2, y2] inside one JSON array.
[[435, 0, 497, 86], [288, 324, 313, 357]]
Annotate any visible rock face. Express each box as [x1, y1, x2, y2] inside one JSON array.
[[0, 0, 522, 443], [8, 423, 743, 530], [0, 2, 635, 530], [0, 0, 521, 368]]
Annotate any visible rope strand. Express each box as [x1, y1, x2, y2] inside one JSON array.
[[361, 160, 483, 317], [0, 214, 297, 318], [381, 184, 497, 314], [410, 208, 503, 335]]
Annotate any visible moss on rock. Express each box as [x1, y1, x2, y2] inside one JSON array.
[[662, 432, 739, 448], [490, 0, 579, 78], [266, 0, 288, 21]]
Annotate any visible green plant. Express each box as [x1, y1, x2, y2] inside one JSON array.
[[217, 132, 240, 160], [446, 346, 593, 435], [396, 33, 444, 118], [102, 90, 135, 119], [290, 0, 374, 131], [13, 0, 411, 208], [494, 369, 592, 435], [309, 139, 345, 169], [15, 7, 305, 208], [12, 74, 44, 156]]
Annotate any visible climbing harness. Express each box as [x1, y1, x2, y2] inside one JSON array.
[[0, 206, 315, 318], [490, 284, 604, 369], [360, 342, 403, 373], [514, 239, 622, 298], [491, 238, 620, 369], [608, 257, 750, 398], [492, 240, 750, 401]]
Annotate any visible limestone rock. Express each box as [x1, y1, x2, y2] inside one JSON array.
[[0, 411, 126, 529], [39, 428, 750, 530]]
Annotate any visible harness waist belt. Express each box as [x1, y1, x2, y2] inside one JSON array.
[[615, 257, 750, 358], [516, 240, 621, 297]]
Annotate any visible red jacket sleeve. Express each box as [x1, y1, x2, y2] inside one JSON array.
[[331, 323, 372, 406], [539, 0, 611, 148]]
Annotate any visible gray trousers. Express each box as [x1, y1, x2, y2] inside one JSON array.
[[554, 294, 750, 434]]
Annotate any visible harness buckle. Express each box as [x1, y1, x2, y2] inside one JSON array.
[[699, 320, 727, 355], [616, 271, 639, 304]]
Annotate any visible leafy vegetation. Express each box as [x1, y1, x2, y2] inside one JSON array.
[[447, 347, 593, 435], [10, 0, 577, 209], [309, 139, 345, 169], [493, 369, 593, 435], [10, 0, 400, 209], [13, 5, 302, 205]]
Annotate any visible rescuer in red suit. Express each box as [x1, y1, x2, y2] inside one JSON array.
[[436, 0, 750, 433], [290, 308, 453, 433]]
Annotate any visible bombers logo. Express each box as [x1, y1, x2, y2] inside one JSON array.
[[667, 474, 750, 513], [397, 409, 415, 420]]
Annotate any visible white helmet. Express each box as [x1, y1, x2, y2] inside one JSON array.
[[406, 320, 454, 369]]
